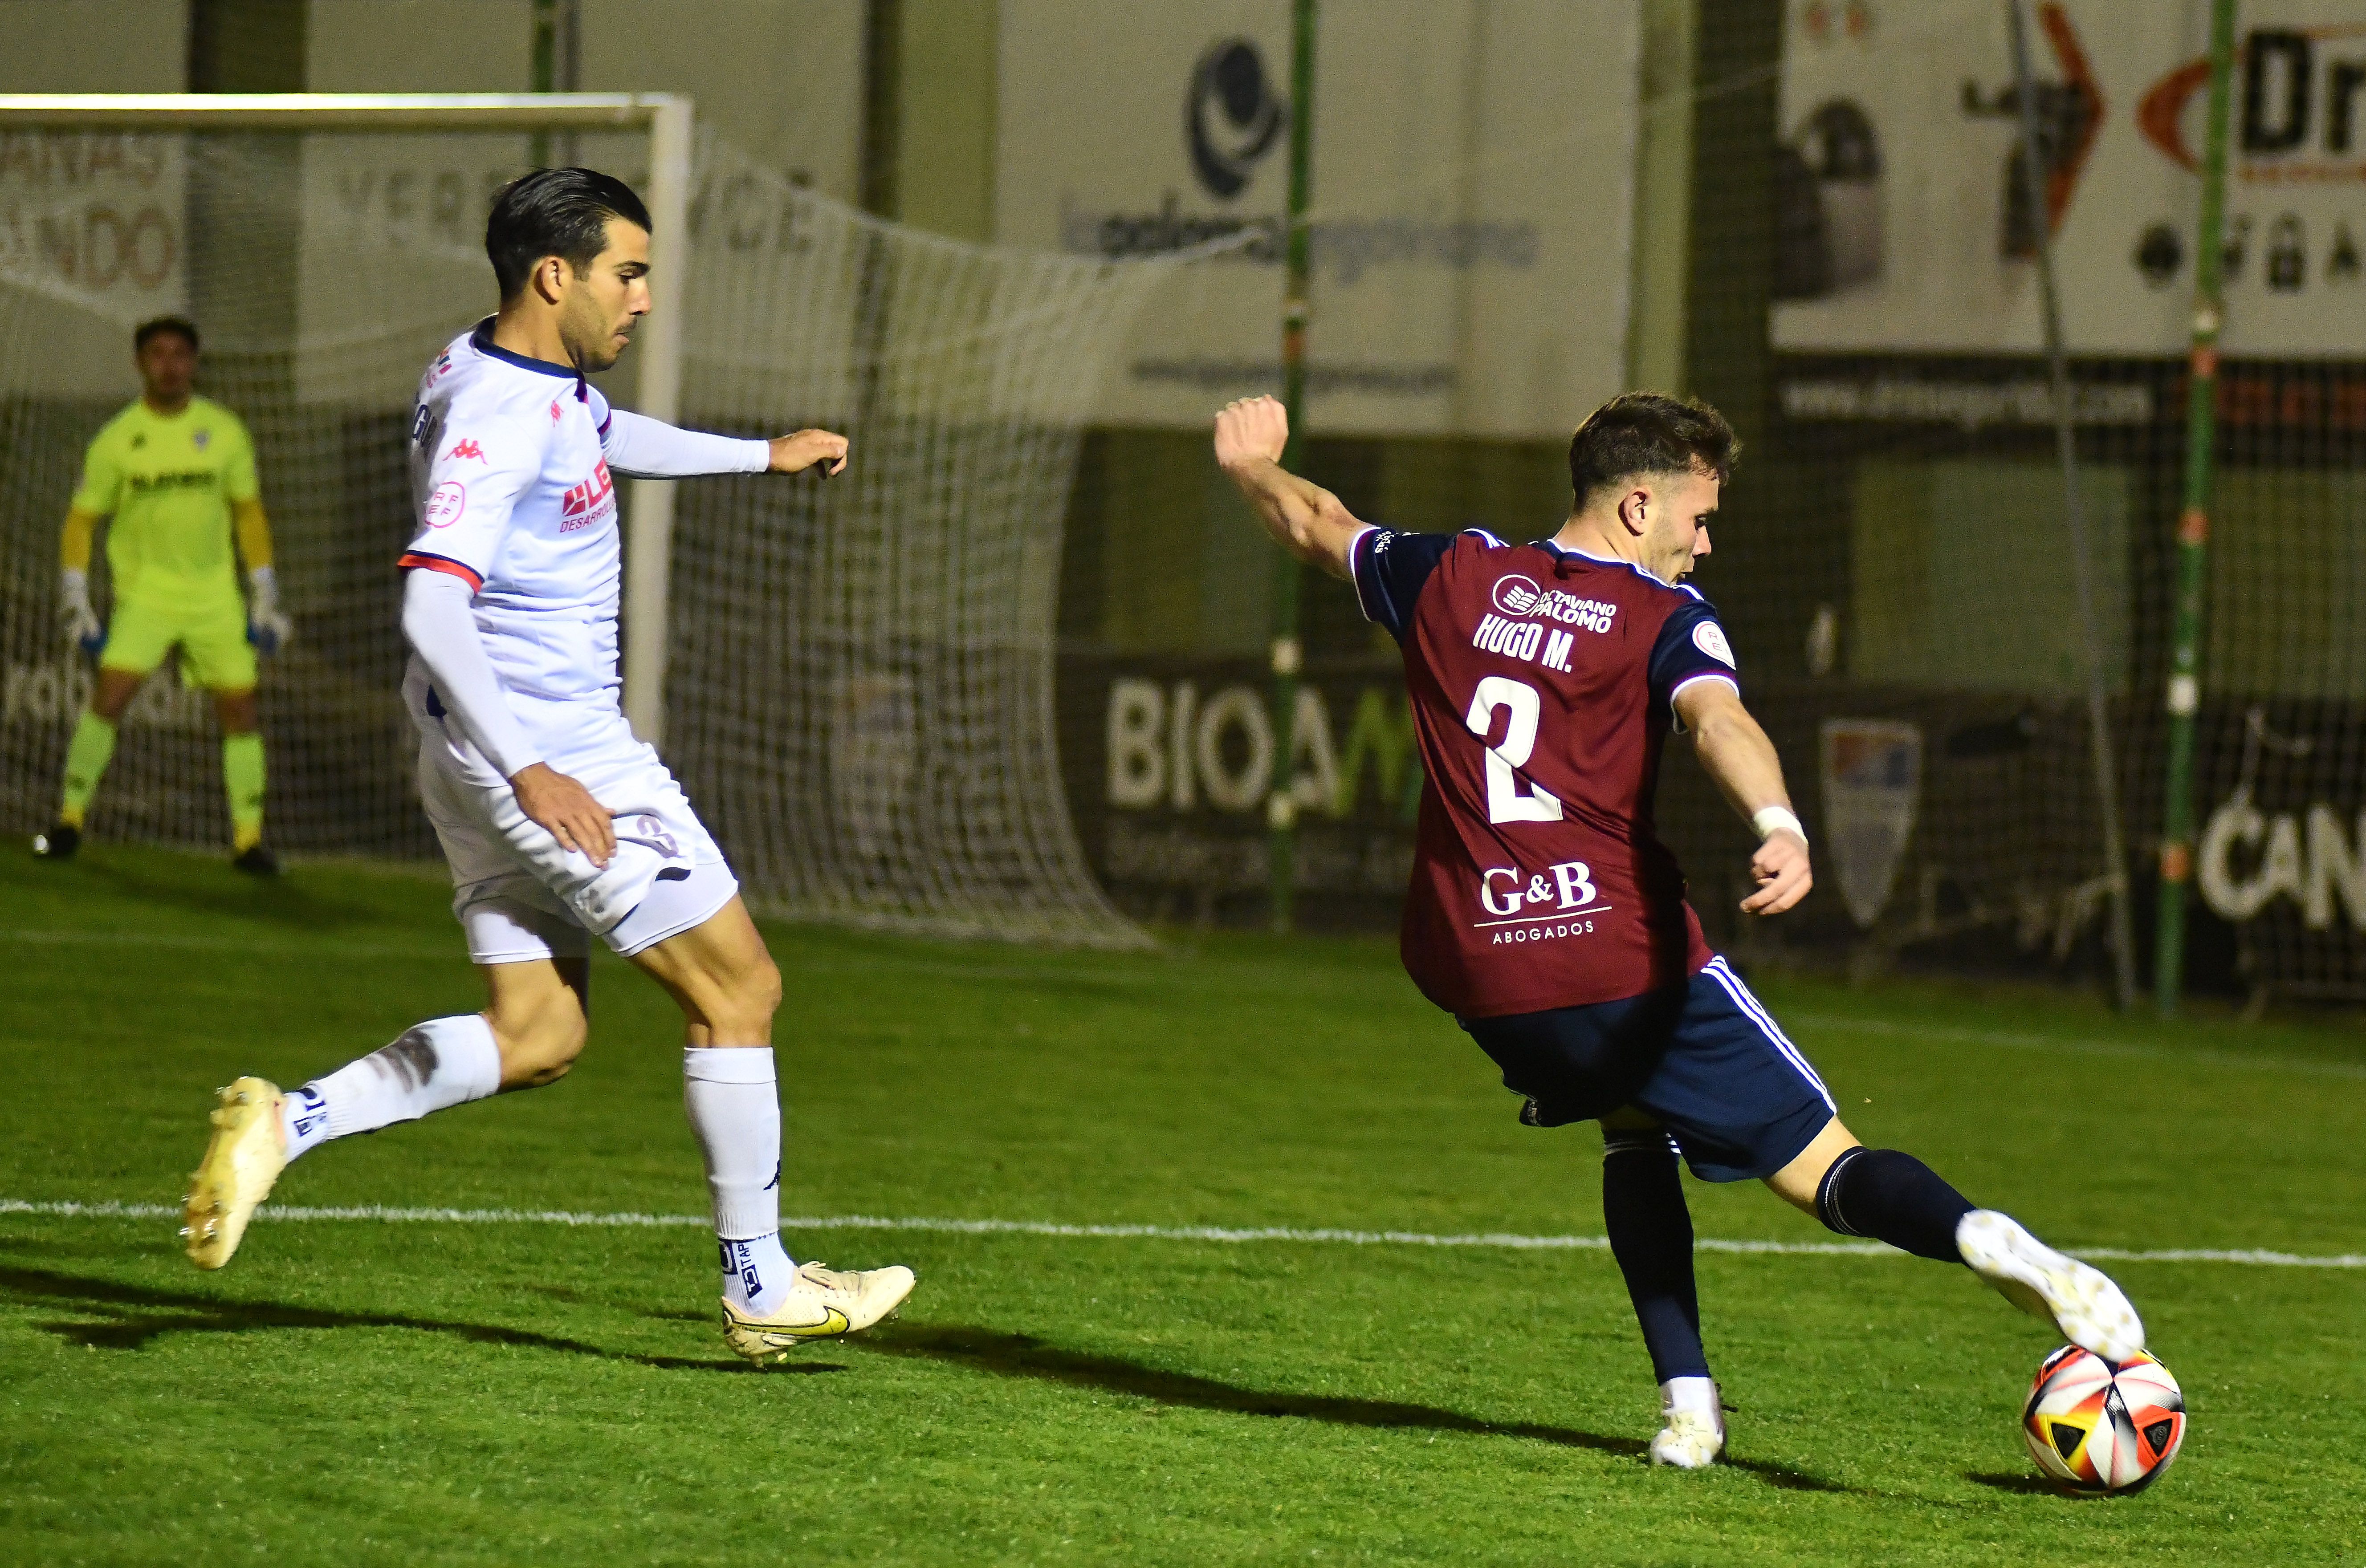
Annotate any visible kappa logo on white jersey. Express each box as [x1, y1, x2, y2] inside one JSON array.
[[559, 460, 615, 533], [1490, 574, 1617, 633]]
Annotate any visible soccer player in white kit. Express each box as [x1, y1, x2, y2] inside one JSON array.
[[181, 169, 915, 1362]]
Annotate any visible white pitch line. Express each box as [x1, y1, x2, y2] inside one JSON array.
[[1787, 1011, 2366, 1082], [4, 1199, 2360, 1269]]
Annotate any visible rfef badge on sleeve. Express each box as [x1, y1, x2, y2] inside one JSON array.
[[1818, 719, 1922, 930]]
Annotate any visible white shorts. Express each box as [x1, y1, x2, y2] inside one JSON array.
[[410, 688, 739, 965]]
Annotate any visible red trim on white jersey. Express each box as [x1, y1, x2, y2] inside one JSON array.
[[398, 551, 485, 592]]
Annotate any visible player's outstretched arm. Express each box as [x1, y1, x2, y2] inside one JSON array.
[[599, 407, 847, 479], [1214, 395, 1365, 581], [1676, 678, 1812, 915]]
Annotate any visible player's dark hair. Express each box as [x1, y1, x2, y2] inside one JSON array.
[[1567, 393, 1739, 509], [484, 167, 653, 300], [133, 316, 200, 353]]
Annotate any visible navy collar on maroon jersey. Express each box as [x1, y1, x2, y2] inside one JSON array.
[[1532, 537, 1691, 592], [469, 317, 590, 400]]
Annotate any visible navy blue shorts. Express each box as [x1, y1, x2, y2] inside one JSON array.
[[1457, 956, 1836, 1182]]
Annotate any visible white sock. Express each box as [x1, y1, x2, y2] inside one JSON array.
[[281, 1016, 503, 1162], [1661, 1376, 1720, 1421], [684, 1045, 794, 1315], [720, 1233, 796, 1317]]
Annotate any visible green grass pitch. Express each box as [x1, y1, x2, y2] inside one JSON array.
[[2, 845, 2362, 1566]]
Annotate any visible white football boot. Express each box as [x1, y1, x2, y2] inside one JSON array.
[[720, 1259, 916, 1365], [182, 1076, 289, 1270], [1957, 1210, 2144, 1362], [1649, 1380, 1726, 1469]]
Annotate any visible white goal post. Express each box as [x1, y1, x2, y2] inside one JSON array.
[[0, 93, 692, 743]]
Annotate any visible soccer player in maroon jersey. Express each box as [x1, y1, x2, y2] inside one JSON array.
[[1214, 391, 2148, 1468]]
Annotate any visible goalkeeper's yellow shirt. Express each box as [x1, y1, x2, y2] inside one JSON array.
[[71, 396, 259, 605]]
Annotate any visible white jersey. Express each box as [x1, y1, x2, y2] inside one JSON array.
[[402, 321, 628, 728]]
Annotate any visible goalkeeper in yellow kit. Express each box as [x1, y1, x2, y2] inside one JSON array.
[[33, 317, 292, 873]]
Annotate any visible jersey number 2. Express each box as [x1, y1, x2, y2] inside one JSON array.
[[1465, 676, 1563, 824]]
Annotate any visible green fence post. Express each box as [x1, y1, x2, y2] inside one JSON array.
[[1268, 0, 1318, 933], [2154, 0, 2239, 1016]]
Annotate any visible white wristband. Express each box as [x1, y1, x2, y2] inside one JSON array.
[[61, 567, 89, 600], [1753, 806, 1806, 844]]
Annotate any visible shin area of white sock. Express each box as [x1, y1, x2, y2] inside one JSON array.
[[283, 1015, 504, 1161], [684, 1046, 793, 1314]]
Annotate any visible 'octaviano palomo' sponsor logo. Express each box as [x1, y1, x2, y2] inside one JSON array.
[[1490, 573, 1617, 632]]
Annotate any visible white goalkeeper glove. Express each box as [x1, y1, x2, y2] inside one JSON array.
[[246, 565, 294, 656], [60, 569, 104, 657]]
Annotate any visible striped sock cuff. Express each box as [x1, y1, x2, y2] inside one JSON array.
[[1815, 1145, 1869, 1237]]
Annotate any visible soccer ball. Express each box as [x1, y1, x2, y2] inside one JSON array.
[[2020, 1345, 2186, 1495]]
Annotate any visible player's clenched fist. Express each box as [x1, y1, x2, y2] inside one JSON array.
[[1213, 395, 1289, 470], [768, 428, 849, 477], [511, 761, 617, 867], [1741, 828, 1812, 916]]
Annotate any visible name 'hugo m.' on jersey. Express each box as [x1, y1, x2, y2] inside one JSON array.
[[1352, 527, 1741, 1017]]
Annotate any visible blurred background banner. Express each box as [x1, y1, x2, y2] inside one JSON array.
[[303, 0, 863, 195], [1056, 656, 1420, 930], [0, 134, 190, 396], [1776, 1, 2366, 356], [997, 0, 1642, 437]]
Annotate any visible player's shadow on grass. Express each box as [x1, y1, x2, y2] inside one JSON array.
[[70, 855, 384, 934], [0, 1265, 843, 1376], [525, 1281, 708, 1327], [867, 1324, 1850, 1493], [1963, 1471, 2072, 1496]]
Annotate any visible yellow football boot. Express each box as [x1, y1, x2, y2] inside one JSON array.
[[720, 1259, 916, 1365], [182, 1077, 289, 1270], [1958, 1209, 2145, 1363], [1649, 1382, 1726, 1470]]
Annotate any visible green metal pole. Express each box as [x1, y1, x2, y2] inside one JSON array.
[[1268, 0, 1317, 933], [529, 0, 557, 166], [2154, 0, 2239, 1016]]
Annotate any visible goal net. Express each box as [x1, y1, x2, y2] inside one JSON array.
[[0, 99, 1166, 947]]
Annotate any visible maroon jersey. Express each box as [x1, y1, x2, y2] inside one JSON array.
[[1351, 527, 1738, 1017]]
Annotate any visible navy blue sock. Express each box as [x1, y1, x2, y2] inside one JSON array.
[[1601, 1131, 1708, 1382], [1816, 1147, 1977, 1263]]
